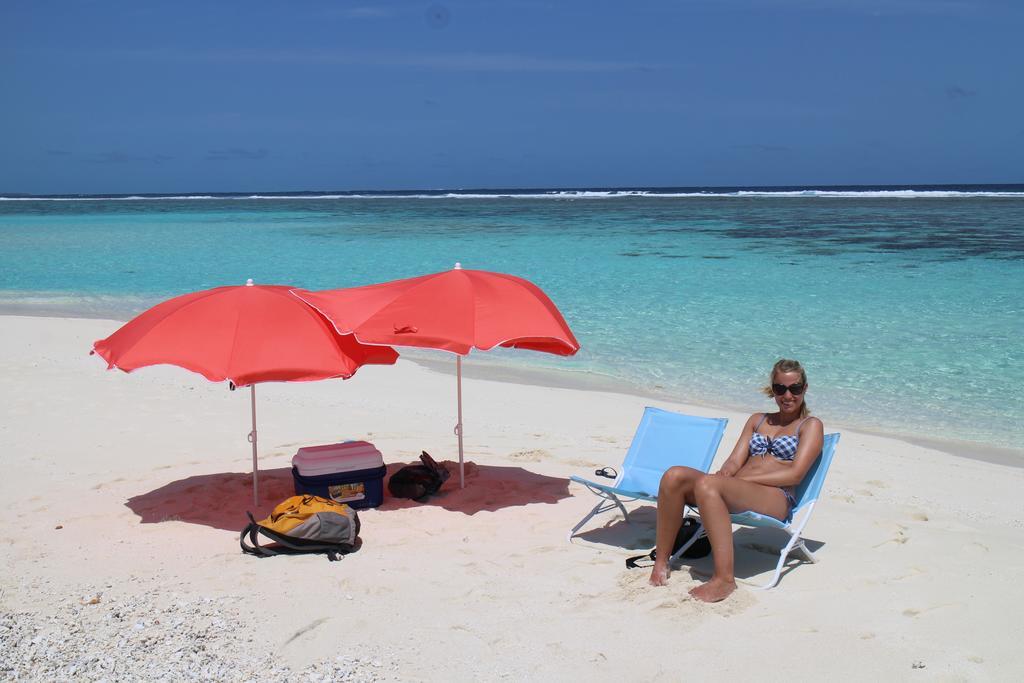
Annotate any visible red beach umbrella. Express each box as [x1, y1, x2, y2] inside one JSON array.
[[294, 264, 579, 487], [92, 280, 399, 504]]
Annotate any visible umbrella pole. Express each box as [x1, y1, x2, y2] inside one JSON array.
[[249, 385, 259, 506], [456, 355, 465, 488]]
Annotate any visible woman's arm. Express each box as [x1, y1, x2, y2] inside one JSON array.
[[735, 417, 824, 488], [715, 413, 762, 476]]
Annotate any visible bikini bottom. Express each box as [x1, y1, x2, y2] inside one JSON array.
[[778, 487, 797, 522]]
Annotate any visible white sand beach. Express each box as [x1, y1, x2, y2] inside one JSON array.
[[2, 314, 1023, 680]]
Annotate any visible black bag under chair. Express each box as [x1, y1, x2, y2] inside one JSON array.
[[625, 516, 711, 569], [387, 451, 450, 501]]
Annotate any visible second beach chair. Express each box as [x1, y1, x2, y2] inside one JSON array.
[[568, 407, 727, 541]]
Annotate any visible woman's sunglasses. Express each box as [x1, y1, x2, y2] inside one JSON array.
[[772, 382, 806, 396]]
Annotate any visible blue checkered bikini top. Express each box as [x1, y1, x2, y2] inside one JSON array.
[[748, 414, 807, 461]]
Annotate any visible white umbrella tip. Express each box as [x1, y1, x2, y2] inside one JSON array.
[[246, 278, 254, 286], [453, 262, 462, 270]]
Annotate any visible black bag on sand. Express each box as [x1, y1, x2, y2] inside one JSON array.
[[625, 517, 711, 569], [387, 451, 450, 501]]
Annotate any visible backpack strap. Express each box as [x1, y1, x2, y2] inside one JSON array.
[[239, 512, 348, 561], [240, 512, 279, 557], [625, 550, 655, 569]]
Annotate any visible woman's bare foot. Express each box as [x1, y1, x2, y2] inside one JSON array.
[[688, 577, 736, 602], [649, 561, 670, 586]]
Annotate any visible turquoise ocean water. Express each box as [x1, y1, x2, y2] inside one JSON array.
[[2, 187, 1022, 455]]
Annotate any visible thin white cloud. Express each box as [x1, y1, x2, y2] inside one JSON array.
[[205, 148, 270, 162], [83, 152, 173, 165], [340, 7, 395, 19], [687, 0, 989, 15], [735, 144, 793, 153], [90, 47, 661, 73], [946, 85, 978, 100]]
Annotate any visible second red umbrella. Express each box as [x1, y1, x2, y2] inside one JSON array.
[[294, 264, 579, 488]]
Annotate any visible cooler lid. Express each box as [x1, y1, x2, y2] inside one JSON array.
[[293, 441, 384, 476]]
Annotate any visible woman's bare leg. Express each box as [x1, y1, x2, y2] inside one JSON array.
[[689, 476, 789, 602], [649, 466, 702, 586]]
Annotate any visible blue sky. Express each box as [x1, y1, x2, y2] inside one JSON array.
[[1, 0, 1021, 194]]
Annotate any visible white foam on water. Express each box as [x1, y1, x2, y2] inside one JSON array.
[[0, 195, 220, 201], [4, 189, 1024, 201], [732, 190, 1024, 198]]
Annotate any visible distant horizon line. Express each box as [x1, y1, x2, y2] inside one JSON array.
[[3, 182, 1024, 200]]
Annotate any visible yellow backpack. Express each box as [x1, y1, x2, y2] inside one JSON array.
[[240, 495, 360, 561]]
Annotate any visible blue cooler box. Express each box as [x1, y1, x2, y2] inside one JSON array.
[[291, 441, 386, 509]]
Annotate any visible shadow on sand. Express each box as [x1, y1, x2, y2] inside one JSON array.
[[573, 504, 825, 586], [126, 459, 571, 532]]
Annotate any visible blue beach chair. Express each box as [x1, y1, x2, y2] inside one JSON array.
[[671, 432, 841, 590], [568, 407, 728, 541]]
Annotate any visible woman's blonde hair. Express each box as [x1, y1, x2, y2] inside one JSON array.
[[762, 358, 810, 418]]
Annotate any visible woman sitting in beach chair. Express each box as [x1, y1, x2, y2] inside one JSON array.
[[649, 358, 824, 602]]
